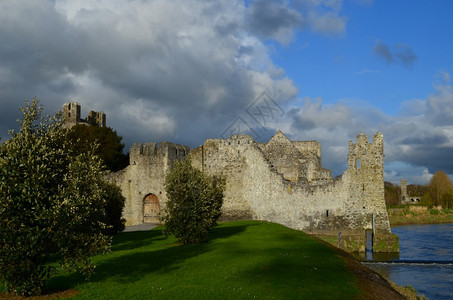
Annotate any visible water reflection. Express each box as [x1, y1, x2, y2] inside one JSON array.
[[363, 223, 453, 300], [351, 251, 399, 261], [364, 262, 453, 300]]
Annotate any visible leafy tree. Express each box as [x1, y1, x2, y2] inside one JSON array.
[[102, 181, 126, 235], [420, 192, 433, 207], [0, 99, 111, 296], [407, 184, 428, 197], [445, 190, 453, 209], [384, 181, 400, 206], [66, 125, 127, 234], [163, 158, 225, 244], [66, 124, 129, 172], [428, 170, 453, 207]]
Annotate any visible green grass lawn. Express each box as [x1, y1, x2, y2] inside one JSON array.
[[4, 221, 360, 299]]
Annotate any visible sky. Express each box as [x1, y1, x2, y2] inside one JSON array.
[[1, 0, 453, 185]]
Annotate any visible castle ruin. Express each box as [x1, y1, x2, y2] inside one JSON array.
[[400, 179, 421, 204], [62, 102, 106, 128], [107, 130, 398, 252]]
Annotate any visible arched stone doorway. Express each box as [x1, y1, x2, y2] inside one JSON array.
[[143, 194, 160, 223]]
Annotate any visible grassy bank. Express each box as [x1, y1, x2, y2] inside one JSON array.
[[0, 220, 410, 299], [388, 205, 453, 226]]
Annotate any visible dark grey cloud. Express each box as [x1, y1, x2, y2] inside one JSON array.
[[247, 0, 304, 44], [399, 133, 448, 146], [295, 0, 347, 35], [394, 44, 418, 68], [373, 39, 418, 68], [246, 0, 346, 43], [0, 0, 300, 149], [373, 40, 394, 63]]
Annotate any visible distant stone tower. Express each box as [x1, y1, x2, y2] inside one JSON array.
[[62, 102, 106, 128], [62, 102, 81, 128], [401, 179, 408, 203]]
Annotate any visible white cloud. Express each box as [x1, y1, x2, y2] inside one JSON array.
[[285, 73, 453, 183], [308, 11, 346, 35]]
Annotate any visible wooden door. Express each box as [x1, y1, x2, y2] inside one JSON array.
[[143, 194, 160, 223]]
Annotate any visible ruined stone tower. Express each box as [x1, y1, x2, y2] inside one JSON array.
[[342, 132, 390, 233], [62, 102, 106, 128], [401, 179, 408, 203], [400, 179, 421, 204]]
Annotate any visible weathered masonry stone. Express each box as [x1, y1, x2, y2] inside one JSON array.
[[106, 142, 190, 225], [107, 130, 397, 252]]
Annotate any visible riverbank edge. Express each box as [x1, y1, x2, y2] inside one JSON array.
[[387, 206, 453, 226], [312, 235, 421, 299]]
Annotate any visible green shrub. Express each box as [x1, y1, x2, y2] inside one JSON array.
[[429, 208, 441, 215], [163, 158, 225, 244], [420, 192, 433, 207], [102, 181, 126, 235], [0, 99, 111, 296]]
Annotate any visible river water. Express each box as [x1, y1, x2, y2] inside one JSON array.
[[364, 223, 453, 300]]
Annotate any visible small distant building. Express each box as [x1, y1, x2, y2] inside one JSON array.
[[400, 179, 421, 204], [62, 102, 106, 128]]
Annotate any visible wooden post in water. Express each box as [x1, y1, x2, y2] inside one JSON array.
[[372, 212, 375, 235]]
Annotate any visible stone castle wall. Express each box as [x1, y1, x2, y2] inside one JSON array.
[[189, 131, 390, 234], [106, 142, 189, 225], [108, 130, 391, 237]]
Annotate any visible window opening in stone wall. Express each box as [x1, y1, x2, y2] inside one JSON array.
[[326, 210, 329, 217], [356, 158, 361, 169]]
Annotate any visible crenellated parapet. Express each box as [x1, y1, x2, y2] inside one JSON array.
[[347, 132, 384, 171], [62, 102, 106, 128]]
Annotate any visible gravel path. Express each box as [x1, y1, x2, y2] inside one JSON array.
[[123, 223, 159, 232]]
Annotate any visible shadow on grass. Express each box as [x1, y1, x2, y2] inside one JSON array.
[[48, 223, 249, 290], [240, 241, 358, 298], [111, 229, 165, 252], [208, 222, 255, 240]]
